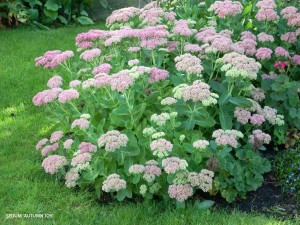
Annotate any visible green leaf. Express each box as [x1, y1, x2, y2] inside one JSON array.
[[45, 0, 61, 11], [219, 109, 232, 130], [43, 9, 58, 20], [176, 200, 186, 209], [58, 15, 68, 25], [77, 16, 94, 25], [117, 189, 126, 201], [194, 200, 214, 210], [229, 97, 252, 107], [242, 4, 252, 15], [132, 175, 140, 184]]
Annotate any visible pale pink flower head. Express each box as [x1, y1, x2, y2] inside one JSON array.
[[50, 131, 63, 143], [77, 41, 94, 50], [167, 41, 179, 51], [129, 164, 145, 174], [162, 157, 188, 174], [143, 160, 162, 182], [98, 130, 129, 152], [291, 55, 300, 65], [261, 71, 277, 80], [249, 129, 271, 144], [35, 50, 61, 68], [42, 155, 66, 174], [173, 20, 193, 37], [128, 47, 141, 52], [250, 114, 265, 126], [161, 97, 177, 106], [257, 32, 274, 42], [36, 138, 48, 150], [32, 88, 62, 106], [193, 140, 209, 150], [50, 50, 74, 68], [256, 0, 276, 9], [168, 184, 193, 202], [65, 168, 80, 188], [79, 142, 97, 153], [71, 152, 92, 166], [71, 118, 90, 130], [80, 48, 101, 61], [287, 13, 300, 27], [184, 43, 202, 53], [255, 8, 279, 21], [281, 32, 297, 43], [140, 7, 165, 25], [212, 129, 243, 148], [58, 89, 80, 103], [195, 28, 217, 43], [209, 0, 243, 18], [92, 63, 112, 75], [102, 174, 126, 192], [69, 80, 81, 88], [234, 107, 251, 124], [281, 6, 298, 19], [149, 67, 169, 83], [174, 53, 203, 75], [150, 138, 173, 157], [251, 88, 265, 101], [94, 73, 111, 88], [63, 139, 74, 149], [255, 48, 273, 60], [110, 70, 133, 92], [128, 59, 140, 67], [47, 76, 63, 88], [41, 143, 59, 156], [106, 7, 140, 26]]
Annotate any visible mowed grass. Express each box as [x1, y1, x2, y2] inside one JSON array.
[[0, 24, 298, 225]]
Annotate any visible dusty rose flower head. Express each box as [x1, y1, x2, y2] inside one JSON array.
[[47, 76, 63, 88], [140, 7, 165, 25], [280, 6, 298, 19], [250, 114, 265, 125], [149, 67, 169, 83], [184, 43, 202, 53], [71, 118, 90, 130], [102, 174, 126, 192], [291, 55, 300, 65], [175, 53, 203, 75], [35, 50, 61, 68], [255, 48, 272, 60], [79, 142, 97, 153], [42, 155, 66, 174], [168, 184, 193, 202], [251, 88, 265, 101], [65, 168, 80, 188], [209, 0, 243, 18], [58, 89, 80, 103], [32, 88, 62, 106], [110, 70, 133, 92], [63, 139, 74, 149], [287, 13, 300, 27], [255, 8, 279, 21], [98, 130, 129, 152], [173, 20, 193, 37], [71, 152, 92, 166], [275, 47, 290, 58], [106, 7, 140, 26], [143, 160, 162, 182], [281, 32, 297, 43], [249, 129, 271, 144], [195, 28, 217, 43], [69, 80, 81, 88], [50, 50, 74, 68], [262, 71, 277, 80], [92, 63, 112, 75], [234, 107, 251, 124], [162, 157, 188, 174], [150, 138, 173, 158], [257, 32, 274, 42], [212, 129, 243, 148], [129, 164, 145, 174], [80, 48, 101, 61], [41, 143, 59, 156], [193, 140, 209, 150], [36, 138, 48, 150], [50, 131, 63, 143]]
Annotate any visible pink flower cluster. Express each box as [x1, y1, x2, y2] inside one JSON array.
[[182, 80, 213, 103], [161, 97, 177, 106], [255, 47, 273, 60], [188, 169, 214, 192], [195, 28, 217, 43], [140, 7, 165, 25], [35, 50, 74, 69], [168, 184, 193, 202], [149, 67, 169, 83], [92, 63, 112, 75], [162, 157, 188, 174], [281, 32, 297, 43], [36, 138, 48, 150], [69, 80, 81, 88], [173, 20, 193, 37], [193, 140, 209, 150], [250, 114, 266, 126], [47, 76, 63, 88], [262, 71, 277, 80], [128, 59, 139, 67], [98, 130, 129, 152], [50, 131, 63, 143], [32, 88, 62, 106], [42, 155, 66, 174], [79, 48, 101, 61], [257, 32, 274, 43], [280, 6, 298, 19], [212, 129, 243, 148], [150, 113, 170, 126], [79, 142, 97, 153], [209, 0, 243, 18], [251, 88, 265, 101], [65, 168, 80, 188], [129, 164, 145, 174], [255, 0, 278, 21], [143, 160, 162, 182], [106, 7, 141, 26], [184, 43, 202, 53], [41, 143, 59, 156], [63, 139, 74, 149], [110, 70, 134, 92], [174, 53, 203, 75], [71, 152, 92, 166], [58, 89, 80, 103], [234, 107, 251, 124], [102, 174, 127, 192], [249, 130, 271, 144], [71, 118, 90, 130], [150, 138, 173, 157]]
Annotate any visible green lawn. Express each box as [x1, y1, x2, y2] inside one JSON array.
[[0, 24, 298, 225]]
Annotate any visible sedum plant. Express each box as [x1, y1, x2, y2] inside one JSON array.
[[33, 0, 296, 204]]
